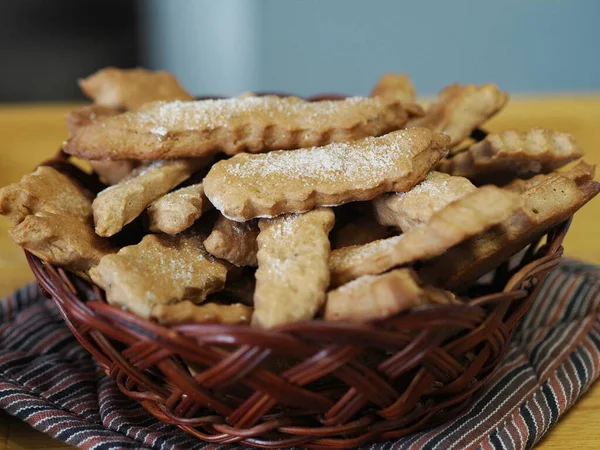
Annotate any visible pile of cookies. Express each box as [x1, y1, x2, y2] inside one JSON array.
[[1, 68, 598, 329]]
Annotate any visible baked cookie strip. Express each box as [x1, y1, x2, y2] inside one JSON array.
[[420, 165, 600, 289], [252, 208, 335, 328], [330, 186, 522, 286], [63, 95, 410, 160], [204, 128, 449, 221], [93, 158, 209, 237], [408, 83, 508, 149], [373, 171, 476, 231], [147, 182, 212, 234], [437, 128, 584, 185]]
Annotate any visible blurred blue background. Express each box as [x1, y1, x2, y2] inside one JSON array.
[[1, 0, 599, 101], [142, 0, 600, 97]]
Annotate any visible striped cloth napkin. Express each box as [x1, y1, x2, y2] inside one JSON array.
[[0, 259, 599, 450]]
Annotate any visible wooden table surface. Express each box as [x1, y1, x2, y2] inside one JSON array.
[[1, 98, 599, 449]]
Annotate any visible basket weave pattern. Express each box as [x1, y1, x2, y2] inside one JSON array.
[[26, 218, 569, 448]]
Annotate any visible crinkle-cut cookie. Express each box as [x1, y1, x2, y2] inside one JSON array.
[[437, 128, 584, 185], [505, 161, 595, 194], [372, 171, 476, 231], [78, 67, 194, 110], [331, 213, 395, 249], [408, 83, 508, 148], [89, 233, 229, 319], [65, 104, 121, 137], [152, 301, 252, 325], [147, 182, 212, 234], [329, 186, 522, 286], [63, 96, 410, 160], [0, 166, 92, 225], [370, 73, 417, 106], [252, 208, 335, 329], [8, 212, 115, 273], [93, 159, 208, 237], [204, 128, 449, 221], [325, 269, 457, 322], [204, 216, 259, 266], [420, 169, 600, 289], [89, 160, 142, 186]]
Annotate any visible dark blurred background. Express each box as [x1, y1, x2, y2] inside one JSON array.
[[1, 0, 599, 101]]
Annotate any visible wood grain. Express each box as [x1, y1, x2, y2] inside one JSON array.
[[0, 98, 599, 448]]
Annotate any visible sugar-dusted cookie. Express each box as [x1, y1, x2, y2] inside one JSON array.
[[204, 128, 449, 221], [89, 232, 229, 318], [63, 96, 410, 160], [252, 208, 335, 328], [93, 159, 208, 237], [373, 171, 476, 231], [330, 186, 522, 286]]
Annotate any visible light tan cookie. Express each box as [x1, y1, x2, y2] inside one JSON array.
[[420, 166, 600, 289], [331, 213, 395, 249], [89, 233, 229, 318], [504, 161, 595, 194], [370, 73, 417, 105], [89, 160, 142, 186], [79, 67, 194, 110], [9, 212, 115, 273], [152, 301, 252, 325], [437, 128, 584, 185], [204, 128, 449, 221], [63, 96, 410, 160], [325, 269, 457, 322], [329, 186, 522, 286], [204, 216, 259, 266], [372, 171, 476, 231], [408, 83, 508, 148], [65, 104, 121, 137], [0, 166, 92, 225], [93, 159, 208, 237], [147, 182, 211, 234], [66, 107, 141, 186], [252, 208, 335, 328]]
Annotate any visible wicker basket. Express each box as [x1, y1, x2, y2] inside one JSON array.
[[23, 95, 571, 448]]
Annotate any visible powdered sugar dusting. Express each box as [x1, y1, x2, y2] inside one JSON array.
[[133, 96, 388, 135], [225, 132, 420, 188], [268, 213, 302, 239]]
